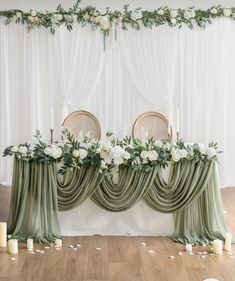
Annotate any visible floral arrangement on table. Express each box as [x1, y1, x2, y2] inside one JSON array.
[[0, 1, 235, 40], [3, 130, 220, 177]]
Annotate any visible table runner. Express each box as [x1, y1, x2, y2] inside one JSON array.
[[7, 158, 228, 244]]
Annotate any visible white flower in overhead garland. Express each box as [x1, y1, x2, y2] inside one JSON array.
[[184, 10, 196, 19], [64, 14, 73, 23], [171, 18, 177, 24], [170, 10, 178, 18], [157, 9, 164, 16], [57, 14, 63, 21], [140, 150, 148, 160], [118, 15, 124, 23], [30, 10, 37, 17], [28, 16, 34, 22], [78, 149, 88, 160], [16, 12, 22, 18], [206, 147, 217, 158], [72, 149, 80, 158], [211, 8, 218, 15], [11, 146, 18, 153], [223, 8, 232, 17], [99, 16, 111, 30], [19, 146, 28, 155], [130, 9, 143, 21], [83, 13, 90, 21], [147, 150, 158, 161]]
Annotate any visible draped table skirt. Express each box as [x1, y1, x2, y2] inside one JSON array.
[[7, 158, 229, 245]]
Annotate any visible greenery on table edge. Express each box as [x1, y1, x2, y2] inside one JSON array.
[[0, 1, 235, 38], [3, 129, 220, 178]]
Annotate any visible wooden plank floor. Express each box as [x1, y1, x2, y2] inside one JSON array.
[[0, 186, 235, 281]]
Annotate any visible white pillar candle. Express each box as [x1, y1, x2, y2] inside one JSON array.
[[0, 222, 7, 247], [213, 240, 223, 254], [55, 239, 62, 247], [186, 244, 192, 252], [224, 232, 232, 251], [50, 106, 54, 129], [176, 108, 180, 133], [8, 239, 18, 254], [27, 238, 34, 251]]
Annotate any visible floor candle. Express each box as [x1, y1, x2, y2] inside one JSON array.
[[224, 232, 232, 251], [186, 244, 192, 252], [213, 240, 223, 254], [8, 239, 18, 254], [0, 222, 7, 247], [55, 239, 62, 247], [27, 238, 34, 251]]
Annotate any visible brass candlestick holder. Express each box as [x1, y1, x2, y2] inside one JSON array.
[[50, 129, 54, 144]]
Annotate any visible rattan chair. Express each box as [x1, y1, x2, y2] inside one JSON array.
[[132, 111, 172, 140], [62, 110, 101, 140]]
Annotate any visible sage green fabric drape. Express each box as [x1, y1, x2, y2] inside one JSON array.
[[57, 166, 103, 211], [8, 158, 61, 242], [91, 167, 159, 212]]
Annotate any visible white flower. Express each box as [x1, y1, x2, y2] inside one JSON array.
[[206, 147, 217, 158], [171, 18, 177, 24], [123, 151, 131, 160], [113, 157, 124, 166], [154, 140, 163, 148], [99, 16, 111, 30], [102, 142, 112, 152], [134, 156, 141, 165], [184, 10, 195, 19], [147, 150, 158, 161], [78, 149, 88, 160], [28, 16, 34, 22], [19, 146, 28, 155], [31, 10, 37, 17], [157, 9, 164, 16], [164, 143, 171, 150], [57, 14, 63, 21], [72, 149, 80, 158], [11, 146, 18, 153], [96, 147, 101, 153], [16, 12, 22, 18], [44, 147, 52, 155], [118, 15, 123, 23], [83, 13, 90, 21], [198, 143, 206, 154], [171, 149, 181, 162], [100, 160, 107, 169], [211, 8, 217, 15], [130, 10, 142, 21], [223, 8, 231, 17], [64, 14, 73, 22], [170, 10, 178, 18], [140, 150, 148, 160], [51, 147, 62, 159], [179, 149, 187, 158]]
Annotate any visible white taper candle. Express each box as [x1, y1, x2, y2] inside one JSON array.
[[176, 108, 180, 133], [50, 106, 54, 129]]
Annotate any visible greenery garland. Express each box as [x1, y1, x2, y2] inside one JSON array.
[[0, 1, 235, 38]]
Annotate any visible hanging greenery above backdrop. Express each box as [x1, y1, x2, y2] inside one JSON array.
[[0, 1, 235, 37]]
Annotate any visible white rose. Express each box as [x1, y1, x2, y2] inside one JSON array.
[[114, 157, 124, 166], [31, 10, 37, 17], [184, 10, 195, 19], [223, 8, 231, 17], [28, 16, 34, 22], [154, 140, 163, 148], [19, 146, 28, 154], [57, 14, 63, 21], [100, 160, 107, 169], [148, 150, 158, 161], [99, 16, 111, 30], [211, 8, 217, 15], [123, 151, 131, 160], [198, 144, 206, 154], [72, 149, 80, 158], [170, 10, 178, 18], [171, 150, 181, 162], [130, 10, 142, 21], [78, 149, 88, 160], [157, 9, 164, 16], [164, 143, 171, 150], [96, 147, 101, 153], [140, 150, 148, 160], [64, 14, 73, 22], [102, 142, 112, 151], [44, 147, 52, 155], [11, 146, 18, 153], [179, 149, 187, 158], [206, 147, 217, 158], [83, 13, 90, 21], [171, 18, 177, 24], [16, 12, 22, 18], [51, 147, 62, 159]]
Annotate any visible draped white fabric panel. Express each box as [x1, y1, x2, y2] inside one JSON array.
[[1, 18, 235, 187]]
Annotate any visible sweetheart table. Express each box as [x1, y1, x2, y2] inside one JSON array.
[[7, 157, 228, 245]]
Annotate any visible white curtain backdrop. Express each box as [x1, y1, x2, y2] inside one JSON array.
[[1, 18, 235, 187]]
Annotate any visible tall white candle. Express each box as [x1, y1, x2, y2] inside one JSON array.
[[168, 111, 171, 135], [27, 238, 34, 251], [50, 106, 54, 129], [185, 244, 192, 252], [0, 222, 7, 247], [8, 239, 18, 254], [176, 108, 180, 133], [224, 232, 232, 251], [213, 240, 223, 254], [55, 239, 62, 247]]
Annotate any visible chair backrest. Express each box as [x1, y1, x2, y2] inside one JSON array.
[[62, 110, 101, 140], [132, 111, 172, 140]]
